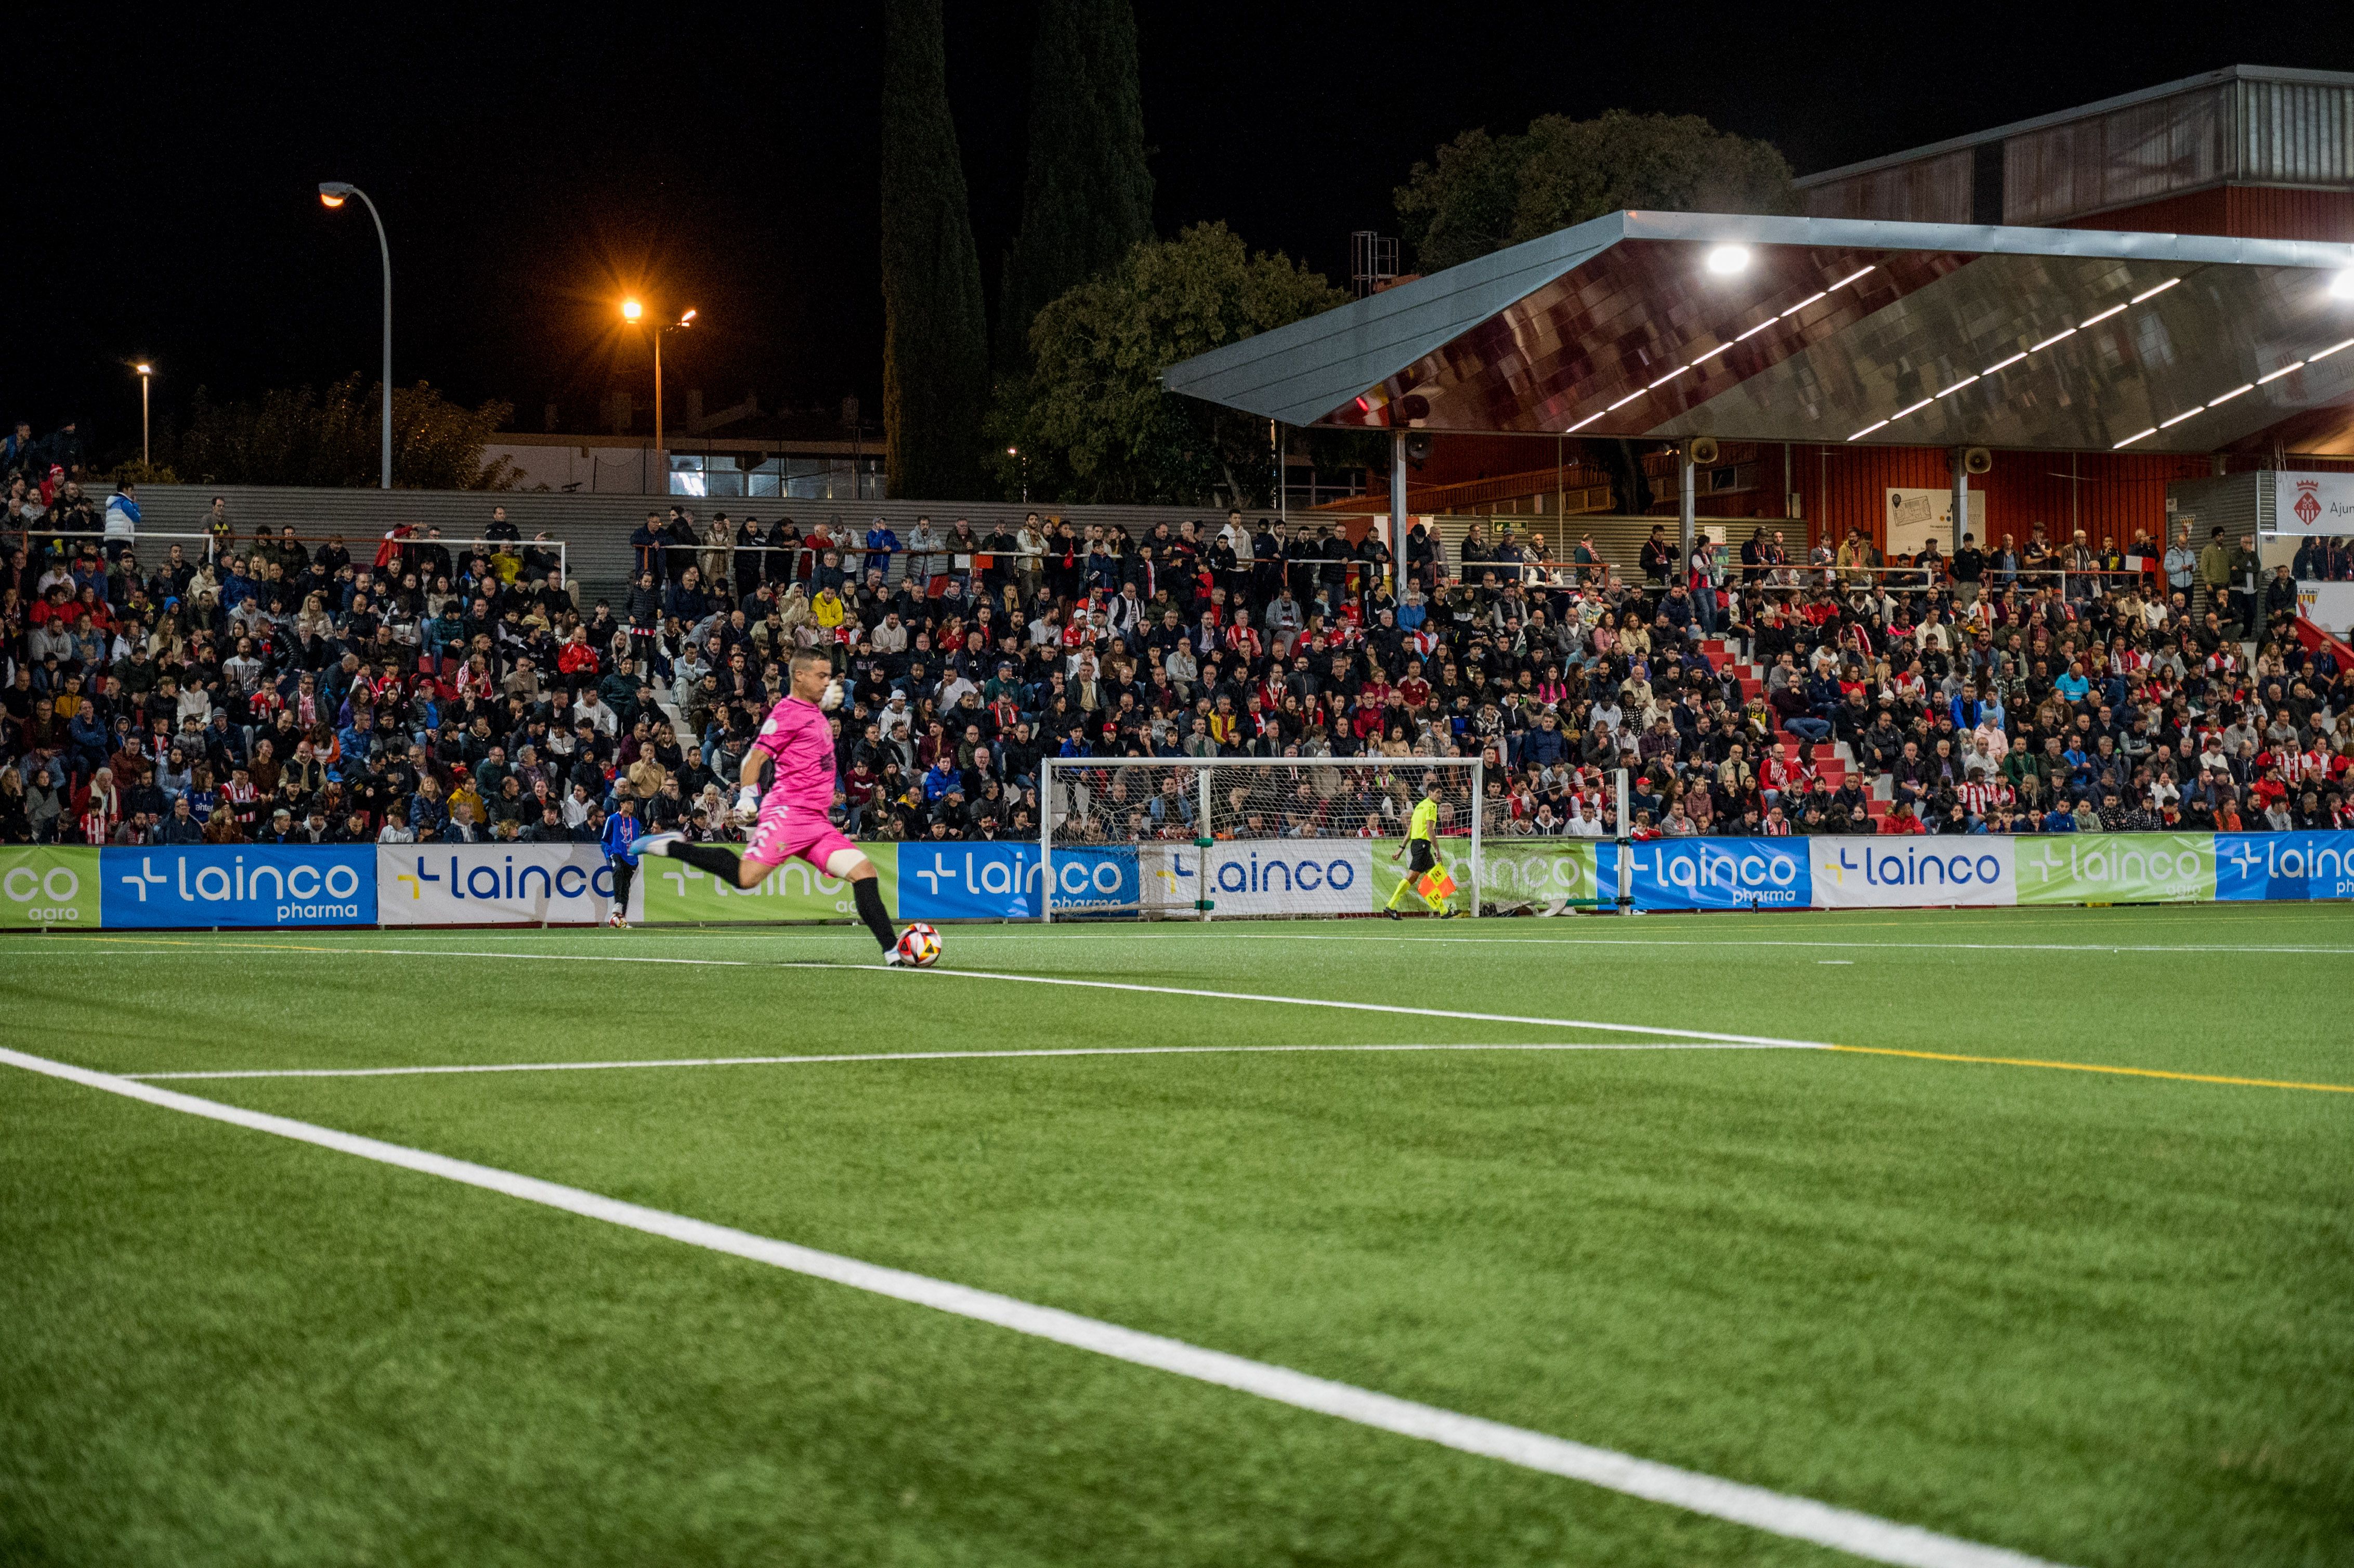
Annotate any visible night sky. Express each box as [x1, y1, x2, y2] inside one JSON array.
[[19, 3, 2350, 460]]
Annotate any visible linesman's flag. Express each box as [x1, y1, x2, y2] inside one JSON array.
[[1417, 865, 1458, 901]]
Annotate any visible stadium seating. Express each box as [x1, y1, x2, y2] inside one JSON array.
[[3, 429, 2351, 853]]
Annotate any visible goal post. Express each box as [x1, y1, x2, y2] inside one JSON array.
[[1039, 755, 1483, 922]]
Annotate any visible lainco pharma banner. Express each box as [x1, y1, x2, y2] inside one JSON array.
[[100, 845, 377, 928], [5, 831, 2353, 929]]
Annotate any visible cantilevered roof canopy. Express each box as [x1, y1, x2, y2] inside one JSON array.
[[1161, 211, 2354, 455]]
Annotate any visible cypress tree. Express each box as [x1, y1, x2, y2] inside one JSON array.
[[995, 0, 1154, 369], [881, 0, 991, 501]]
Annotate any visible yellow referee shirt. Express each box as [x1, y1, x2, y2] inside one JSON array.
[[1408, 798, 1438, 842]]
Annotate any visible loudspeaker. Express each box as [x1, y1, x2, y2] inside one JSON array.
[[1688, 436, 1720, 466], [1964, 446, 1993, 475], [1396, 393, 1431, 423], [1404, 434, 1433, 465]]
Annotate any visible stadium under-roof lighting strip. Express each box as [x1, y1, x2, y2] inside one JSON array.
[[1561, 264, 1877, 433], [1845, 276, 2185, 443], [2111, 332, 2354, 448]]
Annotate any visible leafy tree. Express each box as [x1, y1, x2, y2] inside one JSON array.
[[989, 223, 1353, 505], [1396, 110, 1798, 273], [995, 0, 1154, 371], [174, 375, 516, 489], [881, 0, 991, 501]]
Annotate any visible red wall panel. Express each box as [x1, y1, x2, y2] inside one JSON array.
[[2069, 187, 2232, 236], [2226, 186, 2354, 242], [1782, 443, 2213, 554], [2054, 185, 2354, 242]]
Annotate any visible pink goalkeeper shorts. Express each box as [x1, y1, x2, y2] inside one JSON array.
[[744, 793, 857, 872]]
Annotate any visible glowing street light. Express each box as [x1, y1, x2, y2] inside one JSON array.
[[621, 299, 697, 460], [133, 363, 154, 467], [319, 180, 393, 489]]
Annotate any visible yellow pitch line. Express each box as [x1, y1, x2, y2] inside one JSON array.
[[1829, 1044, 2354, 1096]]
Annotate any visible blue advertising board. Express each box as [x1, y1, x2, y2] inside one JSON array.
[[1600, 837, 1812, 911], [894, 842, 1139, 921], [2215, 831, 2354, 901], [101, 845, 378, 928]]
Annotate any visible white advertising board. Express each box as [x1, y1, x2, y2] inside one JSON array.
[[1807, 834, 2016, 908], [1885, 488, 1987, 554], [2270, 472, 2354, 536], [378, 845, 618, 925], [1163, 841, 1374, 917]]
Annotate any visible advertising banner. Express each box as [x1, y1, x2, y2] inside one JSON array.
[[2014, 834, 2214, 905], [100, 845, 376, 928], [2296, 581, 2354, 639], [1185, 840, 1371, 918], [378, 845, 618, 925], [2269, 471, 2354, 535], [1807, 835, 2015, 908], [1464, 840, 1600, 913], [898, 841, 1137, 921], [636, 843, 900, 923], [1366, 838, 1474, 913], [0, 847, 103, 929], [1884, 488, 1986, 555], [1364, 838, 1603, 913], [1602, 837, 1811, 911], [1036, 845, 1140, 918], [2215, 832, 2354, 901]]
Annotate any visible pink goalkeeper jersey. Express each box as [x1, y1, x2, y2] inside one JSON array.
[[753, 695, 838, 811]]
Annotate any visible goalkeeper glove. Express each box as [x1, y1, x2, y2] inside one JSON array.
[[819, 678, 845, 712], [735, 786, 761, 826]]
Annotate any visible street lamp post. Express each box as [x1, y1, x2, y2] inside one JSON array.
[[319, 181, 393, 489], [134, 363, 153, 468], [1007, 445, 1027, 503], [621, 299, 696, 494]]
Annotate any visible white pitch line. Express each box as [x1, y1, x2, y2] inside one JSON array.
[[776, 962, 1832, 1049], [125, 1039, 1815, 1082], [935, 931, 2354, 958], [0, 1045, 2071, 1568], [28, 940, 1827, 1051]]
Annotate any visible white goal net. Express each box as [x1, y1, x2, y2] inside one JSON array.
[[1039, 756, 1483, 921]]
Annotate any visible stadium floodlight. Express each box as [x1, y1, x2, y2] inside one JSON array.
[[1705, 244, 1750, 276], [318, 180, 391, 489], [1039, 755, 1487, 922]]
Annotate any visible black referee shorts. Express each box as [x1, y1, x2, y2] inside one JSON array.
[[1407, 839, 1436, 876]]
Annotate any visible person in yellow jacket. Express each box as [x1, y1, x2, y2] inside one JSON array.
[[1385, 777, 1456, 918]]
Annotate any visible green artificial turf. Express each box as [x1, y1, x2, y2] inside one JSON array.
[[4, 905, 2352, 1566]]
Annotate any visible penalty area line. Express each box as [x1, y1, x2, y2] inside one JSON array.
[[778, 961, 1830, 1049], [0, 1045, 2071, 1568], [124, 1039, 1815, 1082]]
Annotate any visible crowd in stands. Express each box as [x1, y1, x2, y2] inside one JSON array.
[[5, 420, 2352, 852]]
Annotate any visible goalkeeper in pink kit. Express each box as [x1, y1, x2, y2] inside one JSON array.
[[633, 647, 907, 963]]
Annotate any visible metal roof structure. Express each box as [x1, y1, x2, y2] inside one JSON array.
[[1793, 64, 2354, 190], [1161, 210, 2354, 456]]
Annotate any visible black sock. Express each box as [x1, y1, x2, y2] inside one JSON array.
[[853, 877, 896, 951], [671, 842, 743, 880], [609, 860, 634, 914]]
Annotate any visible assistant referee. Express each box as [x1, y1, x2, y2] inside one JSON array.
[[1384, 777, 1453, 919]]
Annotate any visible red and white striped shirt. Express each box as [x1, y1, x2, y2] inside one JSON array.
[[1958, 778, 2013, 818]]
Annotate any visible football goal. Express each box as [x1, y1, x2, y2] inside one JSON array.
[[1038, 755, 1484, 921]]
